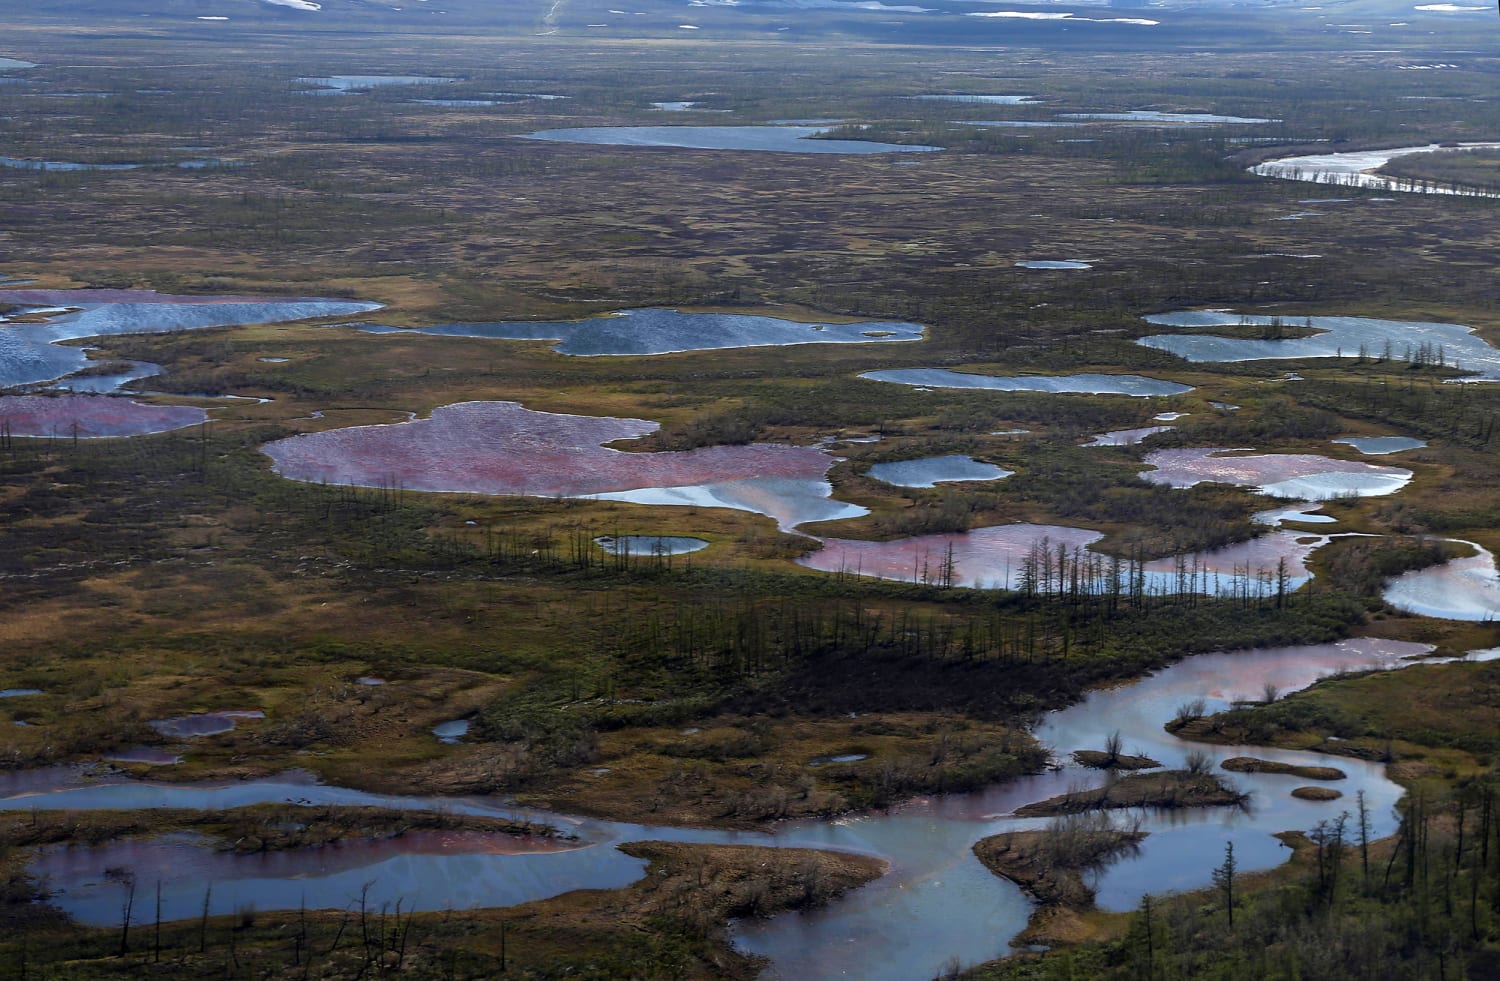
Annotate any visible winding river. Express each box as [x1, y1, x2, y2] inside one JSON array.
[[3, 637, 1449, 980]]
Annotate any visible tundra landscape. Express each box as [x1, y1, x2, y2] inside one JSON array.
[[4, 0, 1500, 978]]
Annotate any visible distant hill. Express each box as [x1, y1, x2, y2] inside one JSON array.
[[16, 0, 1476, 46]]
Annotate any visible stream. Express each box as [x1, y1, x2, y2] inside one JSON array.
[[0, 637, 1455, 979]]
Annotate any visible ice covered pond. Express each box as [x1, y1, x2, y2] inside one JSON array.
[[263, 401, 865, 532], [520, 126, 942, 154], [7, 637, 1432, 981], [1140, 310, 1500, 381], [360, 308, 924, 356], [0, 395, 207, 437], [862, 368, 1192, 397], [0, 288, 381, 388], [1383, 540, 1500, 620], [866, 455, 1012, 488], [799, 523, 1327, 595], [1141, 448, 1412, 499], [1250, 142, 1500, 195]]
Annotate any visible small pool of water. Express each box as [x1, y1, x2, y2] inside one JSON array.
[[866, 455, 1012, 488], [1253, 503, 1337, 526], [1333, 436, 1427, 454], [150, 711, 264, 739], [433, 720, 471, 744], [862, 368, 1192, 397], [1083, 426, 1172, 446], [594, 535, 710, 556], [808, 754, 870, 766], [520, 126, 942, 154], [105, 748, 183, 766], [1141, 448, 1412, 499], [361, 308, 925, 356], [0, 58, 37, 70], [0, 689, 41, 698], [1015, 259, 1091, 269]]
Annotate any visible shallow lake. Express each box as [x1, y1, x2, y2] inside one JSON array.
[[520, 126, 942, 154], [1250, 142, 1500, 195], [7, 637, 1435, 980], [1383, 540, 1500, 620], [1140, 309, 1500, 380], [361, 308, 925, 356], [866, 455, 1012, 488], [1140, 448, 1412, 499], [0, 289, 381, 388], [263, 401, 864, 532], [0, 394, 207, 438], [862, 368, 1192, 397]]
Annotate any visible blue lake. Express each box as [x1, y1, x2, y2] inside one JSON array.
[[1141, 310, 1500, 380], [520, 126, 942, 154], [862, 368, 1193, 397], [360, 308, 925, 356]]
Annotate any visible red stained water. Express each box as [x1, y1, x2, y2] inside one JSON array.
[[800, 524, 1103, 587], [263, 401, 833, 496], [0, 395, 207, 437]]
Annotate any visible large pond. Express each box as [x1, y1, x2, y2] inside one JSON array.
[[0, 394, 207, 438], [361, 308, 925, 356], [1140, 309, 1500, 380], [296, 75, 460, 92], [866, 455, 1012, 488], [1057, 111, 1278, 124], [263, 401, 865, 532], [0, 289, 382, 389], [1140, 448, 1412, 499], [862, 368, 1192, 397], [1250, 142, 1500, 195], [0, 157, 225, 172], [1383, 540, 1500, 620], [520, 126, 942, 154], [798, 523, 1326, 595], [7, 637, 1436, 980]]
